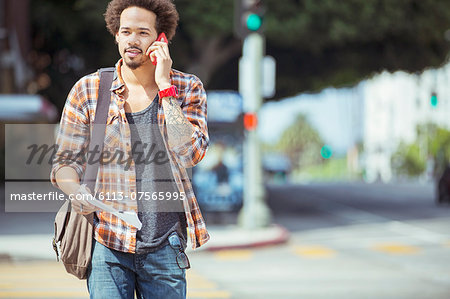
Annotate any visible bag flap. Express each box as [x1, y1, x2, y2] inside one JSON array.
[[54, 201, 70, 242]]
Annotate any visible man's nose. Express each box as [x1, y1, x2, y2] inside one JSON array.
[[127, 33, 140, 45]]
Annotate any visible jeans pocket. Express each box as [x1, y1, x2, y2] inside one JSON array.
[[167, 232, 190, 269], [168, 232, 182, 250]]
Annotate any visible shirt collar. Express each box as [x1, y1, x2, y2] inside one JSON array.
[[110, 59, 126, 94], [110, 58, 176, 95]]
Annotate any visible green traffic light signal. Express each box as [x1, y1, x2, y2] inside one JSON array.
[[431, 92, 438, 107], [246, 13, 262, 31], [234, 0, 264, 38], [320, 145, 333, 159]]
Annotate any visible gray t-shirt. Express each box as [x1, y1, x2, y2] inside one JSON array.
[[125, 95, 187, 253]]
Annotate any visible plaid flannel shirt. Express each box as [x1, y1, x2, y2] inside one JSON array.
[[51, 59, 210, 252]]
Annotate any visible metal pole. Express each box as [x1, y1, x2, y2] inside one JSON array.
[[238, 32, 271, 228]]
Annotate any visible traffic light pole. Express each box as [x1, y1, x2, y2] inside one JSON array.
[[237, 33, 272, 228]]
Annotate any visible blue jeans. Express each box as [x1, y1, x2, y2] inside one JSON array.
[[87, 234, 187, 299]]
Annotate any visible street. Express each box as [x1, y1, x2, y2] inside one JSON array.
[[1, 182, 450, 298]]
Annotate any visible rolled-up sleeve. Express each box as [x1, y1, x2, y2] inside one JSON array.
[[50, 80, 90, 188], [170, 77, 209, 168]]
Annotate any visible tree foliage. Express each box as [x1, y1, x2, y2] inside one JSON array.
[[29, 0, 450, 108], [391, 123, 450, 178], [268, 114, 324, 170], [263, 0, 450, 97], [391, 142, 426, 177]]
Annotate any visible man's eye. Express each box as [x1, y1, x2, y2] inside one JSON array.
[[140, 32, 148, 35], [122, 31, 130, 34]]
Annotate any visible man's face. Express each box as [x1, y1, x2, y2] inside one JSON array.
[[115, 6, 158, 70]]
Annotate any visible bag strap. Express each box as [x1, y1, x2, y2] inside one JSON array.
[[81, 67, 114, 192]]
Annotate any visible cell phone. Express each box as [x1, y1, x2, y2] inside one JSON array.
[[151, 32, 168, 65], [156, 32, 167, 43]]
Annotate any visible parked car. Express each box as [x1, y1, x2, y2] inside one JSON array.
[[436, 164, 450, 204], [0, 94, 57, 123]]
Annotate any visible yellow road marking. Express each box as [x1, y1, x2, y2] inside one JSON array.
[[293, 245, 336, 258], [0, 291, 87, 298], [0, 284, 12, 289], [186, 271, 217, 289], [0, 262, 88, 298], [373, 243, 420, 254], [0, 274, 77, 279], [0, 282, 85, 288], [187, 270, 218, 288], [213, 249, 252, 261], [187, 290, 231, 298], [0, 262, 232, 298], [186, 270, 231, 298]]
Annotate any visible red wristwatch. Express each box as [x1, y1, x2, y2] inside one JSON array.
[[158, 85, 178, 99]]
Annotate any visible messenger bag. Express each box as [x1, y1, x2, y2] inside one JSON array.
[[52, 67, 114, 280]]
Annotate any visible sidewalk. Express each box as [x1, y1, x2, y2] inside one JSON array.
[[0, 224, 290, 261]]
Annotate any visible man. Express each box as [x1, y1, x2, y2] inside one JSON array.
[[51, 0, 210, 297]]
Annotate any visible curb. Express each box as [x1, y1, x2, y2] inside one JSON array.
[[0, 224, 291, 260], [205, 225, 290, 252], [188, 224, 290, 253]]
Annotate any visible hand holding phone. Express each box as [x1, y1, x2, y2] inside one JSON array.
[[150, 32, 168, 65]]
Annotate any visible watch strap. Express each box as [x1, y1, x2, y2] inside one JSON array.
[[158, 85, 178, 99]]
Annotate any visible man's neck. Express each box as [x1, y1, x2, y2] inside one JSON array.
[[121, 61, 157, 89]]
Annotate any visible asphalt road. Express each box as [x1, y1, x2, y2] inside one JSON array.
[[1, 181, 450, 298], [188, 182, 450, 298]]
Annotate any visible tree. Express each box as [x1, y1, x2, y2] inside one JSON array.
[[419, 123, 450, 177], [30, 0, 117, 109], [29, 0, 450, 108], [267, 114, 324, 170], [391, 142, 426, 177], [391, 124, 450, 178], [263, 0, 450, 98]]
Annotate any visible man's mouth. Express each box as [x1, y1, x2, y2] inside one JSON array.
[[125, 48, 142, 58]]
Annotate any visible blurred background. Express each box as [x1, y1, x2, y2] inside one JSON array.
[[1, 0, 450, 298]]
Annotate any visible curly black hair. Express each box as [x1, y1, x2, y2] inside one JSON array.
[[104, 0, 179, 40]]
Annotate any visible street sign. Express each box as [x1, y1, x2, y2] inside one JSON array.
[[262, 55, 276, 98], [239, 55, 276, 101]]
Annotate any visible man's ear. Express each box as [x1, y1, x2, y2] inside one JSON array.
[[115, 32, 119, 44]]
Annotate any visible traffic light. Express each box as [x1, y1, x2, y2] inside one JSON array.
[[320, 145, 333, 159], [430, 92, 438, 108], [234, 0, 265, 39], [243, 112, 258, 131]]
